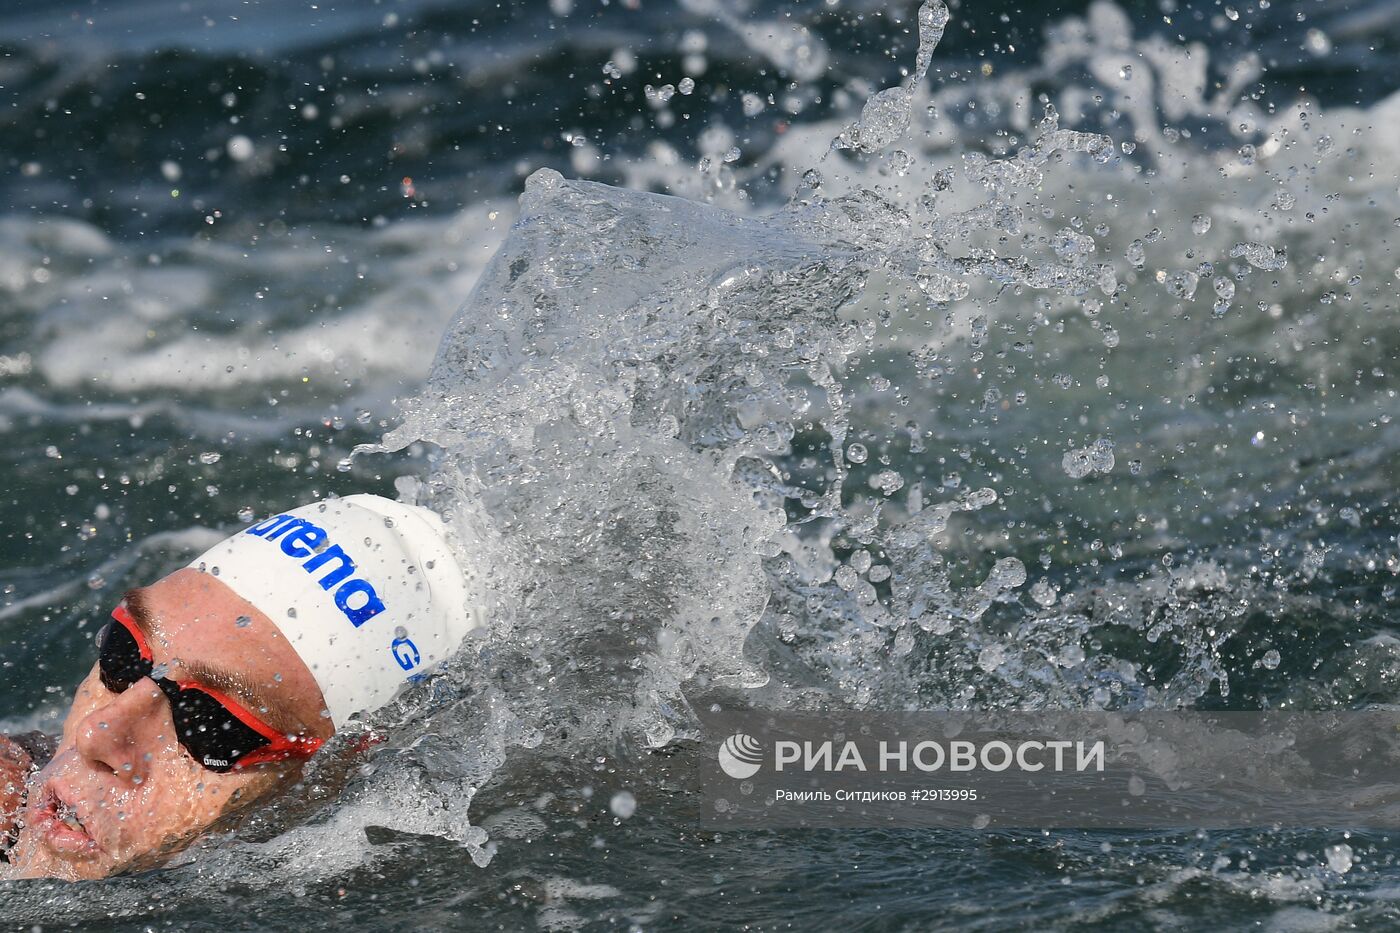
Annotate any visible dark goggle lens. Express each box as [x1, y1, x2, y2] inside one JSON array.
[[164, 686, 271, 773], [97, 619, 150, 693], [97, 617, 273, 772]]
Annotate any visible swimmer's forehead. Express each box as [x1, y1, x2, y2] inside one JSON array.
[[120, 586, 309, 736]]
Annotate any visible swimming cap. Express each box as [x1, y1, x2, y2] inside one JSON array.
[[187, 495, 487, 728]]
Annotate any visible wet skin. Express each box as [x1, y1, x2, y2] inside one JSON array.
[[0, 568, 333, 881]]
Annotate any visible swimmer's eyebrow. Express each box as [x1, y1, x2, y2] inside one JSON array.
[[121, 588, 303, 737], [177, 659, 302, 737]]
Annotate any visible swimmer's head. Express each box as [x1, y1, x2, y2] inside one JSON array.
[[4, 495, 485, 881], [186, 494, 488, 728]]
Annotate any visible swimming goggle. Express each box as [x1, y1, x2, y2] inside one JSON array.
[[96, 604, 324, 773]]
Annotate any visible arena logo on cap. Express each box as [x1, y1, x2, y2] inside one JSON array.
[[244, 513, 386, 626]]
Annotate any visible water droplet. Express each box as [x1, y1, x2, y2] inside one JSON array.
[[1229, 241, 1287, 271], [1160, 270, 1199, 300], [227, 135, 255, 162], [1030, 579, 1058, 607], [870, 470, 904, 495], [610, 790, 637, 819], [1062, 438, 1114, 478], [1325, 843, 1354, 874]]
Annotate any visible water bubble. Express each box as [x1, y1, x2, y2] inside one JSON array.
[[1190, 213, 1212, 236], [678, 77, 695, 95], [1260, 648, 1281, 670], [198, 451, 221, 465], [846, 443, 869, 464], [1237, 144, 1256, 166]]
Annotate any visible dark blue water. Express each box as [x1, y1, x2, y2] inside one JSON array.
[[4, 0, 1400, 928]]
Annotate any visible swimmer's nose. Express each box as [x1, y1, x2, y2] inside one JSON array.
[[74, 677, 171, 781]]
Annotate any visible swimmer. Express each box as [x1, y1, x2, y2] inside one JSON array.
[[0, 495, 486, 881]]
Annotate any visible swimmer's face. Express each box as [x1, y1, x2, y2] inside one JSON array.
[[5, 569, 333, 881]]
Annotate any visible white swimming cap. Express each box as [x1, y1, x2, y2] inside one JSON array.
[[187, 495, 487, 728]]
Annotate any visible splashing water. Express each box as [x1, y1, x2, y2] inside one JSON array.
[[832, 1, 948, 153], [334, 0, 1400, 873]]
